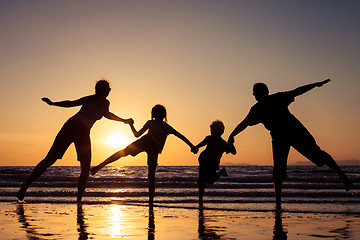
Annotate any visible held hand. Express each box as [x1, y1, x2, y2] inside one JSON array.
[[228, 136, 235, 144], [317, 78, 331, 87], [124, 118, 134, 125], [41, 97, 53, 105], [191, 146, 199, 154]]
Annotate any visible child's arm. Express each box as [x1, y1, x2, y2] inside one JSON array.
[[192, 137, 208, 154], [41, 96, 87, 108], [130, 121, 150, 138], [172, 129, 196, 151], [195, 138, 207, 149], [91, 150, 123, 175]]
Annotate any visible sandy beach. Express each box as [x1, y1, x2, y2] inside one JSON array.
[[0, 201, 359, 240]]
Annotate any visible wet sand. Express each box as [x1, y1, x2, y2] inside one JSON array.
[[1, 202, 359, 239]]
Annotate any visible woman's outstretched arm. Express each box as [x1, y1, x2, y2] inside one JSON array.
[[41, 96, 87, 108], [104, 112, 133, 124]]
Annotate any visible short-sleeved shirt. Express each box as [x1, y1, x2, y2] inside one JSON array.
[[246, 92, 308, 139], [144, 120, 176, 153], [198, 135, 232, 165]]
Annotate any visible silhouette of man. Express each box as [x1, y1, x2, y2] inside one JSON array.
[[228, 79, 352, 207]]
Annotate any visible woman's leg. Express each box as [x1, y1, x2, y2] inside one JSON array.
[[17, 121, 73, 201], [17, 156, 57, 201], [73, 133, 92, 203], [78, 159, 91, 203]]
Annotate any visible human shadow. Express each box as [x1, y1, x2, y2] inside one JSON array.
[[198, 208, 222, 240], [273, 206, 287, 240], [77, 204, 90, 240], [148, 206, 155, 240]]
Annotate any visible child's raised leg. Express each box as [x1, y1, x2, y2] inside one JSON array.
[[91, 149, 129, 175], [208, 167, 228, 184]]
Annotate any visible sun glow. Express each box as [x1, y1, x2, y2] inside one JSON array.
[[105, 133, 131, 148]]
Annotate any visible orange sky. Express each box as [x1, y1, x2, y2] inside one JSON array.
[[1, 1, 359, 166]]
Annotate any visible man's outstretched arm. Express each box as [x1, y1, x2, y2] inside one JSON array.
[[289, 79, 330, 97], [228, 117, 251, 144]]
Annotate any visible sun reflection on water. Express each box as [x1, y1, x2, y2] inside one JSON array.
[[109, 204, 125, 238]]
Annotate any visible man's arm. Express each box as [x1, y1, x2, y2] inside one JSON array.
[[228, 117, 251, 144], [227, 142, 237, 155], [289, 79, 330, 97], [42, 96, 87, 108]]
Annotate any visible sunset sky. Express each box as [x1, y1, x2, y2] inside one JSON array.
[[1, 1, 359, 166]]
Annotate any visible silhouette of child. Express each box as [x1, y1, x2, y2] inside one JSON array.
[[193, 120, 236, 207], [91, 104, 196, 205], [17, 79, 132, 203]]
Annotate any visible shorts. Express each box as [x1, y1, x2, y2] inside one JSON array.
[[46, 119, 91, 163], [272, 129, 327, 181], [124, 135, 160, 167], [197, 158, 219, 186]]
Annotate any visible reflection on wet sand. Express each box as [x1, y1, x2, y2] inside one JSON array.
[[16, 203, 55, 239], [273, 206, 287, 240], [11, 203, 359, 239], [198, 208, 224, 239], [148, 206, 155, 240], [77, 204, 90, 240]]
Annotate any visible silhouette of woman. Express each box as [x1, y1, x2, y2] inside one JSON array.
[[17, 79, 132, 203]]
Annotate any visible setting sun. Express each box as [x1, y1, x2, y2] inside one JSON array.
[[105, 133, 131, 149]]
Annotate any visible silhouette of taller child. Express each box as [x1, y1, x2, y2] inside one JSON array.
[[228, 79, 352, 207], [17, 79, 132, 203], [91, 104, 196, 205]]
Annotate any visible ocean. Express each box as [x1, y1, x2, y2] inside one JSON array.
[[1, 166, 359, 214]]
